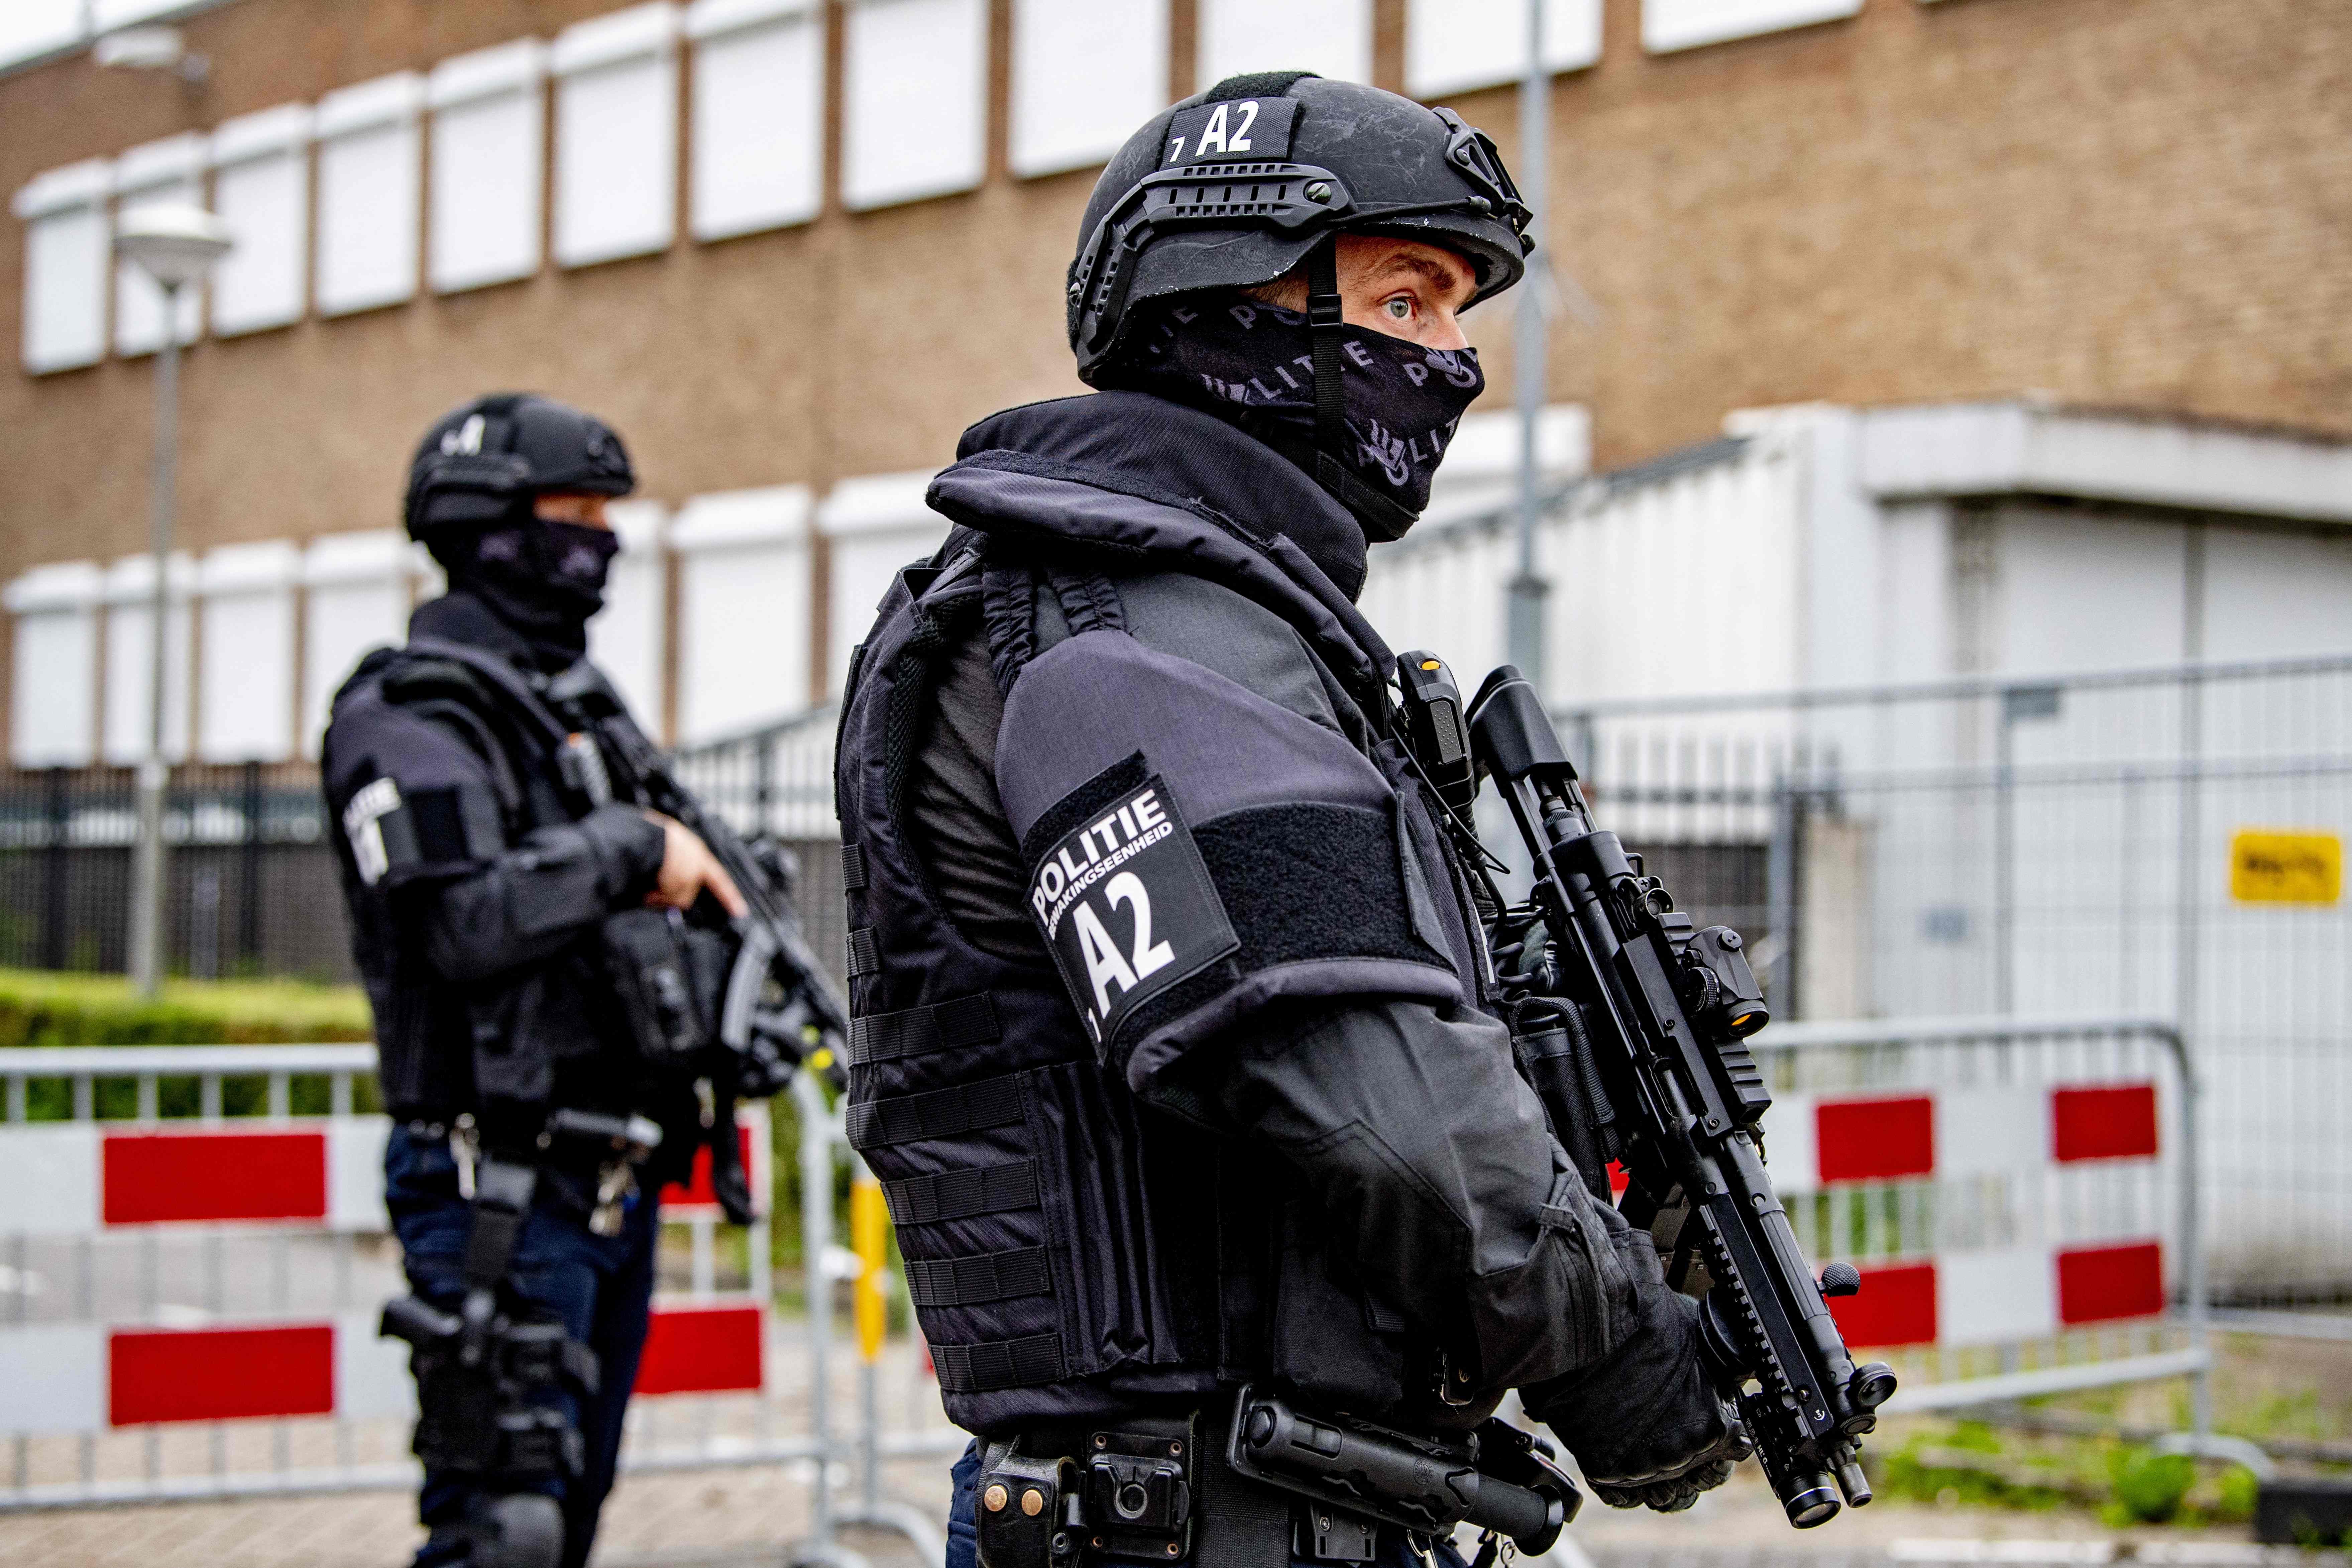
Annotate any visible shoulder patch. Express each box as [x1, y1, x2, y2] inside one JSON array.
[[342, 776, 410, 887], [1024, 754, 1238, 1050]]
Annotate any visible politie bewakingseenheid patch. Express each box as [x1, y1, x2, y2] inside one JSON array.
[[1026, 771, 1238, 1048]]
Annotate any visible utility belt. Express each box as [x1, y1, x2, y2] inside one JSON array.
[[975, 1388, 1577, 1568]]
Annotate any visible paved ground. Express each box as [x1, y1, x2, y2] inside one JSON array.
[[7, 1457, 2314, 1568], [10, 1328, 2345, 1568]]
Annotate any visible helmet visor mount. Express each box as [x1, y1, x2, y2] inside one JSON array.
[[1070, 113, 1533, 379]]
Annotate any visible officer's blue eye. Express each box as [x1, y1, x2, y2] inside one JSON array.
[[1384, 296, 1414, 320]]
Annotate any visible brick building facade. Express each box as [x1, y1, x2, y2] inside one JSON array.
[[3, 0, 2347, 741]]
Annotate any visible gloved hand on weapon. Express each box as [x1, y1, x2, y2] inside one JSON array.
[[1523, 1232, 1752, 1513]]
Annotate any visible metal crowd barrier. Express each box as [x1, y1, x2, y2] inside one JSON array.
[[0, 1017, 2252, 1532], [1750, 1015, 2215, 1441], [0, 1043, 963, 1546]]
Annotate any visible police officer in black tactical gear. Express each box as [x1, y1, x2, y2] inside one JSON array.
[[836, 74, 1751, 1568], [325, 394, 769, 1568]]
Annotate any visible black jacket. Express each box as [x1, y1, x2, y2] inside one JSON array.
[[322, 592, 678, 1162], [839, 391, 1656, 1435]]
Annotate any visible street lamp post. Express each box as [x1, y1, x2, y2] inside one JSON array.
[[1505, 0, 1552, 691], [114, 203, 231, 998]]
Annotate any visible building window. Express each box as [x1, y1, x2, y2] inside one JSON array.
[[208, 105, 312, 337], [101, 553, 195, 766], [1196, 0, 1372, 89], [300, 531, 426, 758], [12, 158, 111, 375], [842, 0, 986, 212], [687, 0, 824, 240], [1010, 0, 1168, 179], [670, 486, 812, 741], [315, 72, 424, 317], [816, 473, 948, 696], [428, 40, 548, 294], [195, 542, 299, 764], [1406, 0, 1602, 100], [1642, 0, 1864, 54], [4, 561, 103, 766], [553, 3, 680, 268], [590, 502, 670, 732], [112, 134, 206, 357]]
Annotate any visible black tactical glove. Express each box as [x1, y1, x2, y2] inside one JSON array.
[[1522, 1247, 1750, 1512]]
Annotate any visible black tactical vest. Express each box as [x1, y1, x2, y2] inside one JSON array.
[[838, 402, 1502, 1436]]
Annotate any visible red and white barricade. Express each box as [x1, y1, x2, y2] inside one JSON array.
[[1752, 1016, 2206, 1411], [0, 1045, 779, 1502]]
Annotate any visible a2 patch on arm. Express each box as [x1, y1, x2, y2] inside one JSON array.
[[1025, 757, 1237, 1049]]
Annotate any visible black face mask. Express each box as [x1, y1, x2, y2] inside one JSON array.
[[1113, 293, 1486, 539], [433, 518, 621, 668]]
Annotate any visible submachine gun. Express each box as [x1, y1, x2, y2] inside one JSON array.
[[543, 661, 851, 1097], [1394, 655, 1897, 1530]]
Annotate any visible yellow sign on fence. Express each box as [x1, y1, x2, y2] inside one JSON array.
[[2229, 829, 2344, 905]]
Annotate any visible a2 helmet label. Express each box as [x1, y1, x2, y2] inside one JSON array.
[[1163, 97, 1303, 166], [1026, 771, 1237, 1049]]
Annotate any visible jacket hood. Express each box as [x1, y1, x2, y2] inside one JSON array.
[[932, 391, 1396, 706]]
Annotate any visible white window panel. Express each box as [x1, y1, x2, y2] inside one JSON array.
[[1406, 0, 1601, 99], [13, 159, 111, 374], [1010, 0, 1167, 179], [686, 0, 823, 240], [101, 553, 196, 766], [553, 3, 680, 268], [4, 561, 103, 766], [0, 2, 81, 71], [195, 541, 298, 763], [671, 486, 811, 742], [1197, 0, 1371, 89], [588, 501, 670, 732], [816, 473, 947, 697], [299, 531, 421, 757], [92, 0, 198, 24], [842, 0, 986, 212], [111, 134, 206, 357], [208, 105, 312, 336], [429, 40, 548, 293], [1642, 0, 1863, 53], [315, 73, 424, 316]]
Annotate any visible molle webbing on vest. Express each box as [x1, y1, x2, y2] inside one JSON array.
[[883, 1159, 1041, 1225], [846, 1076, 1024, 1149], [841, 842, 868, 891], [846, 927, 881, 978], [903, 1243, 1052, 1307], [930, 1331, 1067, 1394], [848, 993, 1002, 1067]]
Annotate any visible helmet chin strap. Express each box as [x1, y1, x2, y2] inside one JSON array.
[[1304, 238, 1424, 545]]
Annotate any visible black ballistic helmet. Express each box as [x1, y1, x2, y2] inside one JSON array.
[[404, 392, 635, 539], [1067, 71, 1533, 381]]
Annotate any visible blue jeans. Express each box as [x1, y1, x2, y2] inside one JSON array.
[[385, 1126, 661, 1568], [945, 1442, 1474, 1568]]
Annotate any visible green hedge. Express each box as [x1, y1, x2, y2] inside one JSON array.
[[0, 967, 371, 1047]]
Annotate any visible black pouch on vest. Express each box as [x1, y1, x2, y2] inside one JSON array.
[[600, 907, 723, 1064]]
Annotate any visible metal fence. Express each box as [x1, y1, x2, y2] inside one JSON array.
[[1751, 1016, 2207, 1426], [0, 762, 351, 982], [0, 1043, 963, 1515], [0, 706, 852, 993], [1556, 653, 2352, 1309], [1, 650, 2341, 1313]]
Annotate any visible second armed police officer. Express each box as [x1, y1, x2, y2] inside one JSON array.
[[325, 394, 752, 1568], [837, 73, 1746, 1568]]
